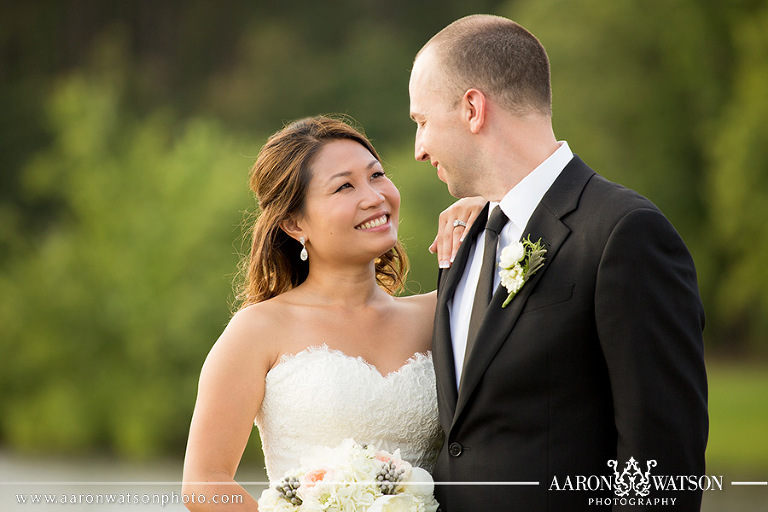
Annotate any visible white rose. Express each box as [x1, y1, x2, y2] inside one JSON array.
[[298, 466, 338, 502], [399, 467, 434, 499], [257, 487, 300, 512], [423, 496, 440, 512], [368, 494, 418, 512], [499, 242, 525, 269]]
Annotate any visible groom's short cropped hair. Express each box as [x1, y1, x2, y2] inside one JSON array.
[[418, 14, 552, 117]]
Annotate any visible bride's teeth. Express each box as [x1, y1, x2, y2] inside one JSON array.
[[356, 215, 387, 230]]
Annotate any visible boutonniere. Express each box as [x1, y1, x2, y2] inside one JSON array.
[[498, 235, 547, 308]]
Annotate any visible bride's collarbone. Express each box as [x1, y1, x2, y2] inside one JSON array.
[[267, 295, 431, 370], [276, 324, 424, 376], [280, 333, 415, 361], [278, 344, 424, 378], [289, 301, 415, 332]]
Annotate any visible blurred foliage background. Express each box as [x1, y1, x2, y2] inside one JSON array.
[[1, 0, 767, 476]]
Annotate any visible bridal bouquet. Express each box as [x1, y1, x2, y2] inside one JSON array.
[[258, 438, 439, 512]]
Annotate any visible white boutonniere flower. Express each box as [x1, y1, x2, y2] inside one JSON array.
[[499, 235, 547, 308]]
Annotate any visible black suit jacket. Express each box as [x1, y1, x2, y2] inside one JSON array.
[[432, 157, 708, 511]]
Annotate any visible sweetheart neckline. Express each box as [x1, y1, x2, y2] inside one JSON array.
[[268, 344, 432, 379]]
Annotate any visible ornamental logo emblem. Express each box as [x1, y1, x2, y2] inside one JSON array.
[[607, 457, 658, 497]]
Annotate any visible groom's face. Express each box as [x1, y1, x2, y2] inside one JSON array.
[[409, 49, 480, 198]]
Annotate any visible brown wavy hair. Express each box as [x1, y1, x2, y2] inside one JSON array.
[[237, 115, 409, 309]]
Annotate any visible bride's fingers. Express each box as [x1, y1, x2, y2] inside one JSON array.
[[447, 223, 466, 265], [437, 216, 471, 267], [449, 208, 480, 262], [433, 197, 486, 267], [441, 219, 461, 268], [436, 215, 455, 268], [432, 210, 457, 267]]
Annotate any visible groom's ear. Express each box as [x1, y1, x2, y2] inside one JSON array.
[[462, 89, 486, 134]]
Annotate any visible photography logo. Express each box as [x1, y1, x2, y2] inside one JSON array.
[[549, 456, 723, 507], [607, 457, 656, 498]]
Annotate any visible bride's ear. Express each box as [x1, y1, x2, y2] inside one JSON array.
[[280, 217, 305, 242]]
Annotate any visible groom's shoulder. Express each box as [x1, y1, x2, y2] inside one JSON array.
[[577, 163, 662, 216], [562, 159, 681, 243], [553, 156, 659, 218]]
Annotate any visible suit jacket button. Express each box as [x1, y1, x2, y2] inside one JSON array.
[[448, 442, 462, 457]]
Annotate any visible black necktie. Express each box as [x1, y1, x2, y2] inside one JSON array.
[[464, 206, 508, 368]]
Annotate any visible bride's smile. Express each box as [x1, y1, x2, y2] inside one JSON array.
[[354, 212, 390, 231], [295, 138, 401, 264]]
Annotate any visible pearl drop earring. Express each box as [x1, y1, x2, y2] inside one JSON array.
[[299, 237, 308, 261]]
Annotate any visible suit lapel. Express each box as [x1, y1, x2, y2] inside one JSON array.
[[452, 158, 595, 428], [433, 203, 490, 427]]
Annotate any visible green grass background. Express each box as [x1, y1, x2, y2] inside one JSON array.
[[706, 360, 768, 477]]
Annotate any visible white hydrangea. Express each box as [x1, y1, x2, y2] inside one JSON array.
[[310, 480, 378, 512], [500, 265, 525, 295]]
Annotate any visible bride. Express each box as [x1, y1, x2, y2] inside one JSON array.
[[181, 116, 482, 510]]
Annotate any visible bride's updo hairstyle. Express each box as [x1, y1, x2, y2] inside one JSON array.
[[238, 116, 408, 308]]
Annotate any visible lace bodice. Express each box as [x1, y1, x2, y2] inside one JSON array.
[[255, 345, 443, 483]]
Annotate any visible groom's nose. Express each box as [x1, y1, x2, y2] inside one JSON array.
[[414, 139, 428, 162]]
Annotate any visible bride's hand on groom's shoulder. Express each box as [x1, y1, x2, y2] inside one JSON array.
[[430, 196, 487, 268]]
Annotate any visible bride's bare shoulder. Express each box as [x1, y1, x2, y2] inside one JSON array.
[[210, 298, 292, 371], [395, 291, 437, 316], [391, 292, 437, 351], [229, 298, 290, 332]]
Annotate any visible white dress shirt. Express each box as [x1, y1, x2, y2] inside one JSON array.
[[449, 141, 574, 387]]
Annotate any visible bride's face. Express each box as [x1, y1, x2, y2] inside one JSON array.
[[299, 139, 400, 265]]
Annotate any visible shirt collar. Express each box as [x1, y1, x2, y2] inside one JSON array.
[[495, 141, 573, 235]]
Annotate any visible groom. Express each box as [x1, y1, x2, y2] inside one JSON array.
[[410, 15, 708, 511]]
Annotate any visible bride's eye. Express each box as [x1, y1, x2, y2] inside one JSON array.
[[371, 171, 386, 180], [334, 183, 352, 193]]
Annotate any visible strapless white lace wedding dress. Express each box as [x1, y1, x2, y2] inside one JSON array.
[[254, 345, 443, 483]]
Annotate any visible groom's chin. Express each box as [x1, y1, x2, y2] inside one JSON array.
[[445, 183, 462, 198]]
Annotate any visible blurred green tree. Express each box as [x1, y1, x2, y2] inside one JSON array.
[[707, 3, 768, 353], [2, 0, 768, 461], [505, 0, 768, 352], [0, 69, 252, 458]]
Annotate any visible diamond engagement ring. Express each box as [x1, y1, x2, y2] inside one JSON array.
[[453, 220, 468, 228]]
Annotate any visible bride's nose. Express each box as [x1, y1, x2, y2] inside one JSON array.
[[359, 182, 385, 208]]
